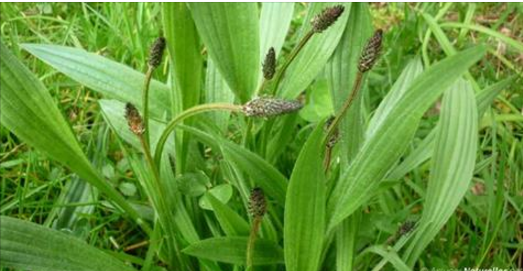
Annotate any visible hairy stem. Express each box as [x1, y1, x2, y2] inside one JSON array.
[[154, 103, 242, 165], [246, 217, 262, 269], [324, 72, 364, 169], [142, 66, 154, 147]]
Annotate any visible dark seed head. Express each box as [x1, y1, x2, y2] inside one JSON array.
[[125, 103, 144, 136], [398, 220, 416, 236], [148, 37, 166, 68], [249, 187, 266, 218], [242, 97, 303, 118], [311, 5, 345, 33], [358, 29, 383, 73], [262, 47, 276, 80]]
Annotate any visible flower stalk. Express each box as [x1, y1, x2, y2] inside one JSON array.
[[324, 29, 383, 169], [143, 37, 166, 148], [154, 103, 242, 166]]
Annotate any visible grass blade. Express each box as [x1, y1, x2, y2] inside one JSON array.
[[327, 45, 486, 230], [0, 216, 136, 271], [189, 3, 259, 102], [182, 237, 284, 265], [403, 79, 478, 266], [284, 122, 326, 271]]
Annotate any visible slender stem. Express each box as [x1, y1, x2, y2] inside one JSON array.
[[139, 134, 185, 269], [246, 217, 262, 269], [324, 72, 364, 170], [143, 66, 154, 147], [270, 30, 315, 95], [325, 72, 364, 140], [154, 103, 242, 166]]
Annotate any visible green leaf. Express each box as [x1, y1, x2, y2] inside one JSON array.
[[189, 3, 260, 102], [21, 44, 171, 119], [182, 237, 284, 265], [207, 193, 250, 236], [280, 2, 351, 99], [205, 58, 235, 131], [259, 3, 294, 61], [0, 216, 136, 271], [403, 79, 478, 266], [387, 76, 513, 181], [163, 3, 202, 110], [327, 45, 486, 230], [284, 122, 326, 271], [366, 59, 424, 139], [0, 42, 145, 233], [199, 184, 233, 210]]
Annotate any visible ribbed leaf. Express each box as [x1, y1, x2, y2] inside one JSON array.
[[163, 3, 202, 110], [327, 46, 486, 230], [182, 237, 284, 265], [403, 79, 478, 265], [284, 122, 326, 271], [21, 44, 170, 118], [259, 3, 294, 61], [205, 58, 235, 131], [366, 59, 424, 139], [189, 3, 259, 102], [0, 216, 136, 271], [387, 76, 513, 181], [0, 42, 143, 230], [280, 2, 350, 99]]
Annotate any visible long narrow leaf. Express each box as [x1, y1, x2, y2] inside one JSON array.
[[163, 3, 203, 111], [0, 216, 136, 271], [284, 122, 326, 271], [403, 79, 478, 266], [21, 44, 171, 118], [259, 3, 294, 60], [189, 3, 259, 102]]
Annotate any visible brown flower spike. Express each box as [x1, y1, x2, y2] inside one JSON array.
[[249, 187, 266, 218], [242, 97, 303, 118], [262, 47, 276, 80], [311, 5, 345, 33], [358, 29, 383, 73], [125, 103, 144, 136], [148, 37, 166, 68]]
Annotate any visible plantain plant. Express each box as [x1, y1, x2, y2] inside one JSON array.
[[1, 3, 519, 271]]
